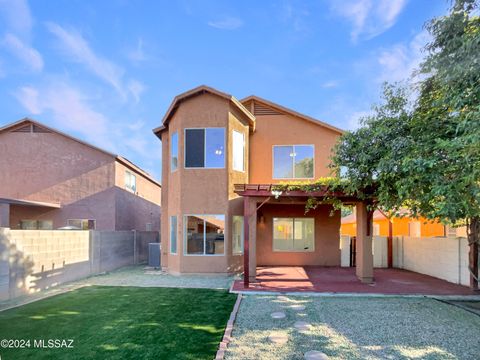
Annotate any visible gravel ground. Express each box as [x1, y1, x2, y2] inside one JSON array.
[[0, 265, 236, 311], [225, 295, 480, 360]]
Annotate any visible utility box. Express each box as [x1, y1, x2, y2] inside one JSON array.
[[148, 243, 161, 268]]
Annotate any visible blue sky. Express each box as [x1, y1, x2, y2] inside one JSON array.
[[0, 0, 449, 181]]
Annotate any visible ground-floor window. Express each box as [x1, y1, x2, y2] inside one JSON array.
[[67, 219, 96, 230], [184, 215, 225, 255], [170, 216, 177, 254], [273, 217, 314, 252], [232, 216, 244, 255], [20, 220, 53, 230]]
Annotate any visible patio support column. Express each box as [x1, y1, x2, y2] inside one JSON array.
[[243, 196, 257, 287], [0, 203, 9, 228], [356, 201, 374, 283]]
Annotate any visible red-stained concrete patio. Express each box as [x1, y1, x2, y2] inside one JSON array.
[[232, 266, 478, 295]]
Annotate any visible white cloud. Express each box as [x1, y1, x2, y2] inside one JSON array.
[[321, 80, 339, 88], [46, 22, 126, 96], [127, 79, 145, 104], [330, 0, 408, 41], [0, 0, 33, 36], [14, 81, 115, 150], [2, 33, 43, 71], [208, 16, 243, 30], [347, 110, 372, 130], [127, 38, 147, 63], [377, 30, 430, 83], [15, 86, 41, 113]]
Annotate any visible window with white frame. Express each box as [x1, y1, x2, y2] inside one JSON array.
[[171, 132, 178, 171], [273, 145, 314, 179], [184, 128, 225, 168], [184, 215, 225, 255], [273, 218, 314, 252], [125, 170, 137, 192], [232, 216, 244, 254], [67, 219, 96, 230], [232, 130, 245, 172], [170, 216, 177, 254]]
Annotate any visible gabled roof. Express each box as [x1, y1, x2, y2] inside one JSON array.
[[152, 85, 256, 137], [241, 95, 344, 134], [0, 118, 161, 187]]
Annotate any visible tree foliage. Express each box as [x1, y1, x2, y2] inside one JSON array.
[[332, 0, 480, 241]]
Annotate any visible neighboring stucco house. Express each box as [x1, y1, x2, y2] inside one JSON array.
[[341, 210, 446, 238], [154, 85, 364, 279], [0, 118, 161, 231]]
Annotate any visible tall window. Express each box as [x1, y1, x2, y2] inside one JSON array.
[[232, 130, 245, 171], [170, 216, 177, 254], [67, 219, 96, 230], [273, 145, 314, 179], [232, 216, 244, 254], [184, 215, 225, 255], [171, 132, 178, 171], [273, 218, 314, 252], [185, 128, 225, 168], [125, 170, 137, 192]]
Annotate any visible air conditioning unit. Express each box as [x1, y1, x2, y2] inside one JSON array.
[[148, 243, 161, 268]]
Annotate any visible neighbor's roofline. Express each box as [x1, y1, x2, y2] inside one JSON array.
[[152, 85, 256, 137], [240, 95, 344, 134], [0, 118, 161, 187]]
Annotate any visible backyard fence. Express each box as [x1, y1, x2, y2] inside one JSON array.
[[340, 235, 389, 268], [393, 235, 469, 286], [0, 228, 160, 300]]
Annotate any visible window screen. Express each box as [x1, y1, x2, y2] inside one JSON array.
[[185, 129, 205, 168]]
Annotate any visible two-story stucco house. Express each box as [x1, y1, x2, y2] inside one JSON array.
[[154, 85, 377, 282], [0, 118, 161, 231]]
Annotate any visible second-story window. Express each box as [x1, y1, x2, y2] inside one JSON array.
[[185, 128, 225, 168], [232, 130, 245, 172], [171, 132, 178, 171], [273, 145, 314, 179], [125, 170, 137, 192]]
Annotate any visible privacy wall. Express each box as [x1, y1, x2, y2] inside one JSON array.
[[0, 228, 159, 300]]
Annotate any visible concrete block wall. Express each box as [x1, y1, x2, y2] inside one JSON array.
[[0, 229, 160, 300], [393, 236, 469, 286]]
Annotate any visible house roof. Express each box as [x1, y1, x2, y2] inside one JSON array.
[[0, 197, 61, 208], [240, 95, 344, 134], [153, 85, 256, 137], [0, 118, 161, 187]]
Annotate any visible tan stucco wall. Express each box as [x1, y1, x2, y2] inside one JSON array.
[[114, 161, 161, 205], [256, 203, 341, 266], [160, 93, 252, 273], [0, 128, 160, 231], [249, 112, 341, 183]]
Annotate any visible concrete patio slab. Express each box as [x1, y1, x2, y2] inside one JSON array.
[[232, 266, 478, 296]]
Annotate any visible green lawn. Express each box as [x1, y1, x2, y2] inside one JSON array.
[[0, 286, 236, 360]]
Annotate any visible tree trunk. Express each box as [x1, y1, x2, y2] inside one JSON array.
[[467, 217, 479, 291]]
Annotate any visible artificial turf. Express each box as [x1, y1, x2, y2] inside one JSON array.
[[0, 286, 237, 360]]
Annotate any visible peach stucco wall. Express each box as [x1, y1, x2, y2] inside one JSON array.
[[160, 93, 250, 273], [341, 217, 445, 237], [0, 127, 160, 231], [158, 92, 343, 273], [249, 111, 341, 183], [257, 203, 341, 266]]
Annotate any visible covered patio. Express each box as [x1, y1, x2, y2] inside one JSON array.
[[232, 266, 476, 295], [234, 183, 377, 286], [233, 184, 478, 296]]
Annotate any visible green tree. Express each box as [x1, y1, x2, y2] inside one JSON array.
[[332, 0, 480, 289]]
